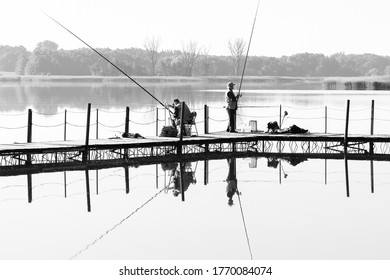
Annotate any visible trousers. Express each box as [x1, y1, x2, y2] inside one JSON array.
[[226, 109, 236, 132]]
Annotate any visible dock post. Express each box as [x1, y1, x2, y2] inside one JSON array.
[[125, 106, 130, 134], [179, 162, 185, 202], [64, 171, 67, 198], [177, 101, 185, 155], [204, 105, 209, 134], [64, 109, 67, 141], [156, 164, 159, 189], [324, 159, 327, 185], [96, 170, 99, 195], [125, 167, 130, 194], [371, 160, 374, 193], [204, 160, 209, 185], [344, 100, 350, 152], [370, 100, 375, 154], [83, 103, 91, 162], [325, 106, 327, 134], [279, 104, 282, 127], [85, 169, 91, 212], [344, 156, 350, 197], [27, 174, 32, 203], [156, 107, 159, 136], [27, 109, 32, 143], [96, 108, 99, 139]]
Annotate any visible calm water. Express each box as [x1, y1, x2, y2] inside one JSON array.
[[1, 80, 390, 260]]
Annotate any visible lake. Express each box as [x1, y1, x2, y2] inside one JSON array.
[[1, 79, 390, 260]]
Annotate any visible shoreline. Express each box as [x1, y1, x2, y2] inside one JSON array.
[[0, 75, 322, 84]]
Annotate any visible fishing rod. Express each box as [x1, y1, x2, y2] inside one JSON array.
[[37, 8, 171, 113], [236, 0, 261, 106], [233, 0, 261, 259]]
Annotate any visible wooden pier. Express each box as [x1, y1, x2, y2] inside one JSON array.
[[1, 130, 390, 176], [1, 100, 390, 176]]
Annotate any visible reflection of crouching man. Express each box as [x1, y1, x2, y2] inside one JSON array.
[[226, 158, 239, 206], [168, 99, 191, 128]]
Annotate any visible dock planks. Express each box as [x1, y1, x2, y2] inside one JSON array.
[[0, 131, 389, 154]]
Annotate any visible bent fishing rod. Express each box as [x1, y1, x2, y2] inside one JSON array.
[[38, 8, 171, 113], [236, 0, 261, 107]]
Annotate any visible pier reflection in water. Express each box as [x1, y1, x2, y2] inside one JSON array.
[[1, 155, 390, 260]]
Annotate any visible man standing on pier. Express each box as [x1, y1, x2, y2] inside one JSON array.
[[225, 82, 239, 133]]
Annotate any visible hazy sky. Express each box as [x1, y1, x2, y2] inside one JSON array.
[[2, 0, 389, 57]]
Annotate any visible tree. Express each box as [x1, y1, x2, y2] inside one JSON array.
[[199, 47, 214, 76], [181, 41, 200, 76], [228, 38, 246, 76], [35, 40, 59, 52], [384, 66, 390, 76], [0, 45, 28, 72], [15, 54, 28, 75], [144, 37, 160, 76], [366, 68, 379, 76]]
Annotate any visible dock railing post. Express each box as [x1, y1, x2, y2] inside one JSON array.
[[27, 174, 32, 203], [179, 161, 185, 202], [370, 100, 375, 154], [177, 101, 185, 155], [204, 104, 209, 134], [325, 105, 327, 134], [85, 169, 91, 212], [344, 100, 350, 152], [125, 167, 130, 194], [125, 106, 130, 134], [96, 108, 99, 139], [204, 160, 209, 185], [83, 103, 91, 162], [64, 109, 67, 141], [27, 109, 32, 143], [279, 104, 282, 127], [156, 107, 159, 136]]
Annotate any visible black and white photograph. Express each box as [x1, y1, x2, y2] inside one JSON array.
[[1, 0, 390, 278]]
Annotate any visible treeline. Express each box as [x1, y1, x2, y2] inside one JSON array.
[[1, 40, 390, 77]]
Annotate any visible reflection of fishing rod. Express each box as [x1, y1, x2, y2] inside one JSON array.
[[236, 0, 261, 108], [38, 8, 171, 112], [70, 187, 165, 259], [236, 191, 254, 260]]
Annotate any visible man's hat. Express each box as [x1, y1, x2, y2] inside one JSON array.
[[227, 82, 235, 88]]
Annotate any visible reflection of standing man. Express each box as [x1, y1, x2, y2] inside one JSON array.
[[226, 158, 238, 206], [225, 82, 239, 133]]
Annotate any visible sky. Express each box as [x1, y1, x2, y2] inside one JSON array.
[[1, 0, 390, 57]]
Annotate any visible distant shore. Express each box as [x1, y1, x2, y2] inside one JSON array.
[[0, 74, 322, 84], [2, 73, 390, 90]]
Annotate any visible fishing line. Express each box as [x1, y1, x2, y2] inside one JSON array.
[[69, 187, 165, 259], [236, 190, 254, 260], [236, 0, 261, 105], [35, 7, 171, 113]]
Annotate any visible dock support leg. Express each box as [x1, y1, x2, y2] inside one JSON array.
[[83, 103, 91, 162], [85, 169, 91, 212], [344, 156, 350, 198], [344, 100, 350, 153], [27, 174, 32, 203], [125, 167, 130, 194]]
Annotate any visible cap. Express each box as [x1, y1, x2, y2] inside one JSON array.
[[227, 82, 235, 88]]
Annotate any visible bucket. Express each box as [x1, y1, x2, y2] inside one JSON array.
[[184, 124, 192, 136], [249, 120, 257, 132]]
